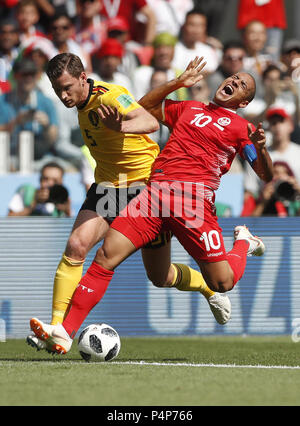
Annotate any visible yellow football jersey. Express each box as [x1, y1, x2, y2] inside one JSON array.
[[77, 79, 160, 187]]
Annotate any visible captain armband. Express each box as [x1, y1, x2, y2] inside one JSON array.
[[243, 143, 257, 165]]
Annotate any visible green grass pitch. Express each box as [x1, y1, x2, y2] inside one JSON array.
[[1, 336, 300, 406]]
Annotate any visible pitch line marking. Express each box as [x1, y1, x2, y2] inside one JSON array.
[[112, 361, 300, 370], [1, 361, 300, 370]]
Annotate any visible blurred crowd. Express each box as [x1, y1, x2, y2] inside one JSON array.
[[1, 0, 300, 217]]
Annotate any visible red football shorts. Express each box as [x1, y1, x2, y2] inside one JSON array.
[[110, 181, 228, 263]]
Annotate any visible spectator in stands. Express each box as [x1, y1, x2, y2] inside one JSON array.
[[281, 39, 300, 77], [15, 0, 47, 47], [260, 64, 285, 110], [23, 37, 57, 98], [106, 16, 140, 80], [188, 78, 211, 104], [149, 69, 168, 91], [132, 32, 188, 101], [281, 39, 300, 100], [172, 8, 220, 75], [0, 0, 20, 20], [251, 64, 299, 126], [207, 40, 246, 97], [281, 39, 300, 142], [24, 39, 85, 171], [91, 38, 134, 93], [33, 0, 77, 31], [7, 161, 71, 217], [0, 79, 11, 94], [49, 12, 92, 73], [0, 57, 58, 170], [251, 161, 300, 217], [242, 107, 300, 215], [237, 0, 287, 62], [146, 0, 194, 37], [100, 0, 156, 49], [193, 0, 228, 40], [239, 19, 275, 118], [241, 20, 273, 78], [0, 17, 20, 82], [74, 0, 107, 56], [265, 108, 300, 182]]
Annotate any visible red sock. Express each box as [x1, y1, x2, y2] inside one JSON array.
[[62, 261, 114, 338], [226, 240, 249, 286]]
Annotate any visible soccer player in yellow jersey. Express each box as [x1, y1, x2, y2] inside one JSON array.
[[27, 53, 231, 351]]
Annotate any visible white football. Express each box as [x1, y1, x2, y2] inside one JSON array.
[[78, 323, 121, 362]]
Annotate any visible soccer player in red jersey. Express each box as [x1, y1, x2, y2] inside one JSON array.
[[30, 57, 273, 353]]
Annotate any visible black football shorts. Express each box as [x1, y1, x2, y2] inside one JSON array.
[[80, 183, 172, 249]]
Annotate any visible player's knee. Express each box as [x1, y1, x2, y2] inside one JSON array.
[[94, 246, 116, 271], [146, 271, 163, 287], [207, 278, 234, 293], [66, 235, 89, 260], [94, 246, 109, 268], [205, 277, 234, 293], [150, 278, 169, 288], [146, 269, 172, 288], [203, 266, 235, 293]]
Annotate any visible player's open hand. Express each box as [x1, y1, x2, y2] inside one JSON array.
[[97, 104, 123, 132], [247, 122, 266, 150], [177, 56, 207, 88]]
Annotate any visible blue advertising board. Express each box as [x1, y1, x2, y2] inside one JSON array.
[[0, 217, 299, 338]]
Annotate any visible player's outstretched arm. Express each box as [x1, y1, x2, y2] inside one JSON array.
[[247, 122, 273, 183], [139, 56, 207, 122], [97, 104, 159, 134]]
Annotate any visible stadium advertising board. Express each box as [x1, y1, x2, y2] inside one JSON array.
[[0, 217, 299, 338]]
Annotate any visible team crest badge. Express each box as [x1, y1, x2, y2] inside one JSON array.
[[218, 117, 231, 126]]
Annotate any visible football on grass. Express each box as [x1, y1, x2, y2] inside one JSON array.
[[78, 323, 121, 362]]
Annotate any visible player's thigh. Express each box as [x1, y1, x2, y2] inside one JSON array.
[[141, 237, 172, 285], [66, 209, 110, 259]]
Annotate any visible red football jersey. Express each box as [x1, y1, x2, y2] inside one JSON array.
[[237, 0, 286, 29], [151, 100, 255, 191]]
